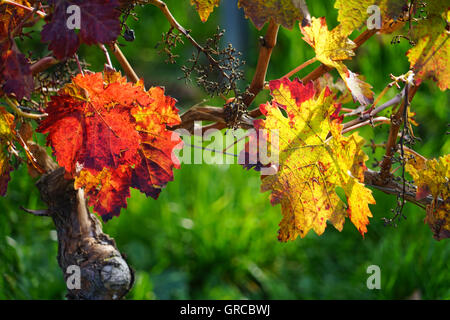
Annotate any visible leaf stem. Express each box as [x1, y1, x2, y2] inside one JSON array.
[[108, 43, 140, 83], [30, 56, 59, 75], [74, 53, 84, 75], [249, 29, 378, 118], [2, 0, 46, 18], [4, 96, 48, 119], [147, 0, 232, 84], [342, 90, 404, 130], [379, 84, 419, 181], [99, 44, 113, 70], [301, 28, 377, 83], [342, 117, 390, 134], [282, 57, 317, 79]]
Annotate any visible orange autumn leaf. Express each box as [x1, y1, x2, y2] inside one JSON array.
[[74, 165, 132, 219], [255, 78, 375, 241], [38, 71, 183, 220], [300, 17, 374, 106]]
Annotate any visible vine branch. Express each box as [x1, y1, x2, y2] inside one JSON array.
[[243, 20, 280, 106], [30, 56, 59, 75], [108, 43, 140, 83], [4, 96, 48, 119], [147, 0, 233, 86], [364, 169, 436, 209], [342, 89, 405, 131], [171, 105, 254, 134], [380, 84, 418, 181], [301, 28, 377, 84], [249, 28, 378, 118]]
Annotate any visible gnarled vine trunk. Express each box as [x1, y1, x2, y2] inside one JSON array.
[[30, 144, 133, 299]]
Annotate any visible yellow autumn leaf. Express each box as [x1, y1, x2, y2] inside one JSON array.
[[0, 106, 14, 140], [407, 33, 449, 91], [190, 0, 221, 22], [335, 0, 376, 35], [257, 78, 375, 241], [406, 154, 449, 240], [406, 4, 449, 90], [238, 0, 308, 29], [334, 0, 408, 36], [314, 73, 353, 105], [425, 200, 450, 241], [406, 154, 449, 201], [0, 106, 14, 196], [301, 17, 374, 106]]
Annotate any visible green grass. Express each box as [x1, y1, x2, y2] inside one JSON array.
[[107, 164, 450, 300], [1, 162, 449, 299], [0, 1, 449, 300]]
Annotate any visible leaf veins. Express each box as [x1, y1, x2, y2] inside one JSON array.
[[300, 17, 374, 106], [38, 71, 183, 220], [245, 77, 375, 241]]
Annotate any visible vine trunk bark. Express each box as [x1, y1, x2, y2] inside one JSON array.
[[30, 143, 133, 299]]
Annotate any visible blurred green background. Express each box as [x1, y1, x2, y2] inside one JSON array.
[[0, 1, 449, 299]]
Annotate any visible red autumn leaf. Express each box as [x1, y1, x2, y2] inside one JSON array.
[[41, 0, 121, 60], [0, 0, 33, 99], [130, 86, 183, 198], [41, 3, 80, 60], [0, 42, 34, 100], [38, 72, 141, 173], [38, 71, 183, 220]]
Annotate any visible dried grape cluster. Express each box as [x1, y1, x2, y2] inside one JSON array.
[[157, 27, 184, 64], [180, 28, 245, 98]]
